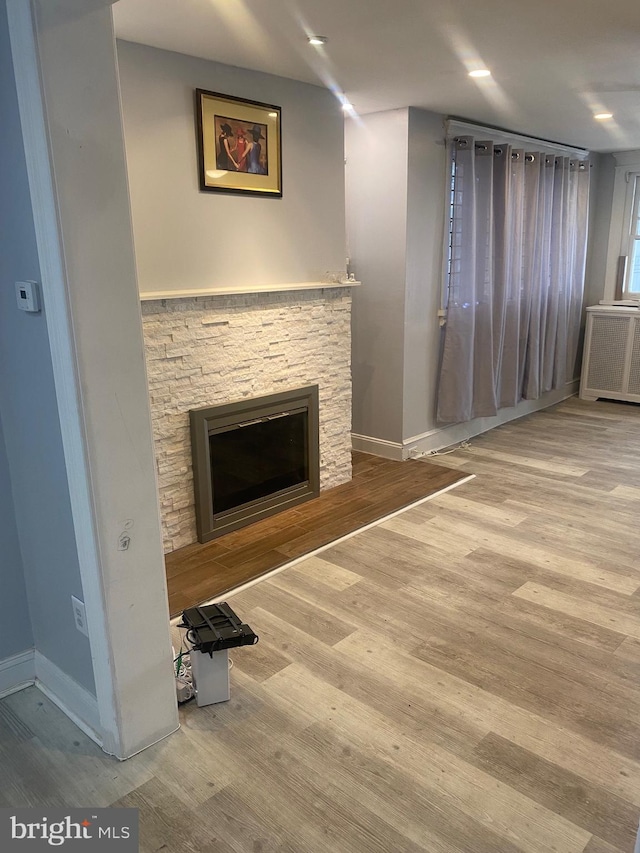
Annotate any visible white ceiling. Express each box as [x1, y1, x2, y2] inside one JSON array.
[[113, 0, 640, 152]]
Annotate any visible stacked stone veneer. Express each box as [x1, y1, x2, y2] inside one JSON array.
[[141, 288, 352, 553]]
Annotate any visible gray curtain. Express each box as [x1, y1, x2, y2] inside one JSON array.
[[437, 135, 590, 425]]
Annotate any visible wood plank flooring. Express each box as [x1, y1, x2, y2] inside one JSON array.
[[3, 397, 640, 853], [165, 451, 468, 616]]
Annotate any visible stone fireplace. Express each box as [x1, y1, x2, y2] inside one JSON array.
[[141, 287, 352, 553]]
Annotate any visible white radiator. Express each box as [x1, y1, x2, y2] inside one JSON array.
[[580, 305, 640, 402]]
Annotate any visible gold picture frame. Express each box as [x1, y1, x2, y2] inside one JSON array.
[[195, 89, 282, 197]]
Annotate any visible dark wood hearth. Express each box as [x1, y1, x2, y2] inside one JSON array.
[[165, 451, 468, 616]]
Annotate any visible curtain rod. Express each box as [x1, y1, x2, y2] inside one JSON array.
[[446, 116, 589, 157], [457, 140, 589, 168]]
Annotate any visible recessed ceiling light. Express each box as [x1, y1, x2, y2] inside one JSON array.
[[341, 101, 354, 112], [308, 35, 328, 46], [469, 69, 491, 78], [594, 112, 613, 120]]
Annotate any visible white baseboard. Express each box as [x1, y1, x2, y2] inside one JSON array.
[[351, 433, 404, 461], [34, 651, 102, 747], [404, 381, 578, 458], [0, 649, 35, 699], [352, 384, 578, 461]]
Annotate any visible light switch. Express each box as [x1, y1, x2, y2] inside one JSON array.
[[15, 280, 40, 313]]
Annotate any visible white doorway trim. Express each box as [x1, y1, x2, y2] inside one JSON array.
[[6, 0, 179, 758]]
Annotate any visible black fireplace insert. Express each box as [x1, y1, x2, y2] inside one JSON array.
[[190, 386, 320, 542]]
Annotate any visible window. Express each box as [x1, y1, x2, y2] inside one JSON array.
[[623, 173, 640, 296], [608, 156, 640, 300], [446, 155, 463, 304]]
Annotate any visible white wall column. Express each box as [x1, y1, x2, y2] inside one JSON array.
[[7, 0, 179, 758]]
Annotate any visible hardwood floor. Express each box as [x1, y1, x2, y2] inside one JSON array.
[[165, 451, 469, 616], [3, 397, 640, 853]]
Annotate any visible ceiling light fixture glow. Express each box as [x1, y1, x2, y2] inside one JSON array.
[[308, 35, 328, 46], [469, 69, 491, 78], [594, 112, 613, 120]]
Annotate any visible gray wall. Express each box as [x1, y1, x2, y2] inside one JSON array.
[[0, 415, 32, 659], [404, 108, 447, 442], [116, 40, 346, 294], [346, 109, 409, 444], [0, 0, 95, 693], [346, 107, 447, 446]]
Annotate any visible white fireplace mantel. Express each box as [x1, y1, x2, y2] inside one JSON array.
[[139, 280, 361, 301]]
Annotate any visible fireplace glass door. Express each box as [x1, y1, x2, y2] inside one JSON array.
[[190, 386, 320, 542], [209, 408, 309, 514]]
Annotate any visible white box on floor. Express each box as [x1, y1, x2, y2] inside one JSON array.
[[191, 648, 230, 706]]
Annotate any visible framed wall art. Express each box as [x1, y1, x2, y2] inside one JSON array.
[[195, 89, 282, 197]]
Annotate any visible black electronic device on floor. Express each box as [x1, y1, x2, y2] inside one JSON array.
[[180, 602, 258, 656]]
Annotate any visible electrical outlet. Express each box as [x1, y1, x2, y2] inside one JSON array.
[[71, 595, 89, 637]]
